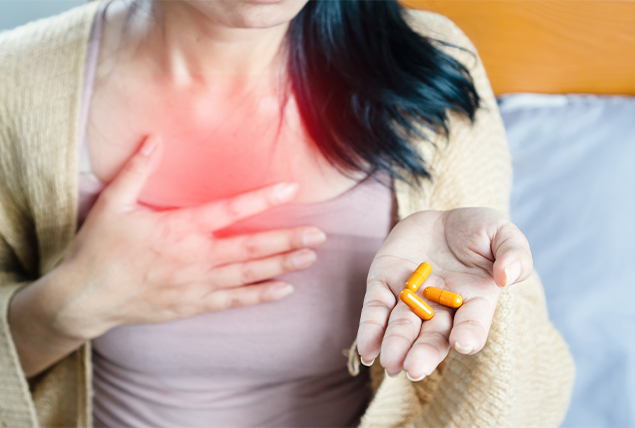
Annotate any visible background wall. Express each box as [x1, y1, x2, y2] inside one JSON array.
[[405, 0, 635, 96], [0, 1, 85, 32]]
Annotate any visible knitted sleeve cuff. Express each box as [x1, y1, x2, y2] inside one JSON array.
[[0, 278, 39, 427]]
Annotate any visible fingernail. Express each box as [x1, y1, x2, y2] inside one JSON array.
[[293, 250, 316, 268], [360, 357, 375, 367], [504, 262, 521, 287], [141, 135, 160, 157], [275, 183, 299, 203], [384, 369, 400, 378], [302, 230, 326, 247], [270, 284, 294, 300], [406, 372, 426, 382], [454, 342, 473, 354]]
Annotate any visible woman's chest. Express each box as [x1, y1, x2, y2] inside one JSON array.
[[92, 174, 394, 372], [86, 77, 363, 207]]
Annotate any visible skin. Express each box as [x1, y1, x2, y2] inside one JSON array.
[[357, 209, 532, 380], [9, 0, 533, 383], [9, 136, 327, 377], [87, 0, 363, 206]]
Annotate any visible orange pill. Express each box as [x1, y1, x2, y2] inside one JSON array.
[[423, 286, 463, 309], [404, 262, 432, 292], [399, 289, 434, 320]]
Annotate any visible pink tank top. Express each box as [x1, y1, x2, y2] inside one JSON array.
[[79, 4, 393, 427]]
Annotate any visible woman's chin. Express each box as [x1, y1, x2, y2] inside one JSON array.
[[248, 0, 286, 4], [186, 0, 310, 29]]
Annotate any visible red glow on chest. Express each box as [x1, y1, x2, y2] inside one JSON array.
[[100, 78, 322, 209], [133, 97, 308, 209], [138, 130, 290, 209]]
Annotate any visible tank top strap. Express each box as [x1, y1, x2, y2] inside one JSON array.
[[78, 1, 108, 177]]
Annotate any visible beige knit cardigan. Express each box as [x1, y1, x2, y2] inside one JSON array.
[[0, 3, 574, 427]]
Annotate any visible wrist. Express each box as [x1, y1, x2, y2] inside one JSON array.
[[8, 269, 88, 377], [11, 263, 98, 342], [45, 262, 112, 341]]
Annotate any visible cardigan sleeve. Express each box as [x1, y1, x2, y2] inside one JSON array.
[[0, 248, 40, 427], [0, 33, 40, 423], [0, 5, 99, 427], [403, 11, 575, 428], [0, 215, 86, 428]]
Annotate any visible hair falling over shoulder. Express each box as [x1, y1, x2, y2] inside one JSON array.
[[114, 0, 480, 187], [287, 0, 480, 186]]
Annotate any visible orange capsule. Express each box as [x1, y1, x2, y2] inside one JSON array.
[[423, 286, 463, 309], [404, 262, 432, 292], [399, 289, 434, 320]]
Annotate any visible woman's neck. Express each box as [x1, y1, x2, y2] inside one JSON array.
[[112, 0, 290, 92]]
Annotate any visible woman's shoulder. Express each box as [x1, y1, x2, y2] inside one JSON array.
[[403, 9, 479, 72], [403, 9, 472, 46], [0, 2, 101, 222], [0, 2, 100, 105], [0, 2, 99, 50]]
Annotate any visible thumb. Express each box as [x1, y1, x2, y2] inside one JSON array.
[[491, 221, 533, 288], [102, 135, 162, 211]]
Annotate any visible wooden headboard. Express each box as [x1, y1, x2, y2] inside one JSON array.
[[403, 1, 635, 96]]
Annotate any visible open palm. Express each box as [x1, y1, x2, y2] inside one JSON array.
[[356, 208, 533, 381]]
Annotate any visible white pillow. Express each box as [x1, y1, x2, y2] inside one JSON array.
[[500, 94, 635, 427]]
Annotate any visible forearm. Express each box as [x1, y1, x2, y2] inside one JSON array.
[[8, 267, 87, 378]]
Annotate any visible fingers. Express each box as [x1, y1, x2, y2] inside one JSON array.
[[381, 275, 454, 378], [212, 227, 326, 265], [356, 276, 397, 366], [101, 135, 162, 211], [380, 300, 422, 376], [448, 295, 497, 355], [491, 221, 533, 287], [170, 182, 299, 232], [403, 307, 452, 380], [376, 272, 498, 378], [211, 249, 317, 288], [203, 280, 295, 312]]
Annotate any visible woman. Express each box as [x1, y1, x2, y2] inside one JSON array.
[[0, 0, 574, 426]]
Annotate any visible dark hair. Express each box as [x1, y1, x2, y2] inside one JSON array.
[[118, 0, 479, 186], [287, 0, 480, 185]]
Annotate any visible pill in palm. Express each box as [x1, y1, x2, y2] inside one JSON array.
[[423, 286, 463, 309], [399, 288, 434, 320], [404, 262, 432, 292]]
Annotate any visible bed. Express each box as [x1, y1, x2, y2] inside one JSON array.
[[404, 2, 635, 426]]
